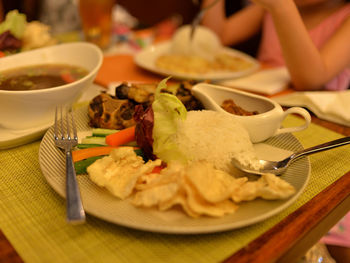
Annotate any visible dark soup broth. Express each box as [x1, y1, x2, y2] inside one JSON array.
[[0, 64, 89, 91]]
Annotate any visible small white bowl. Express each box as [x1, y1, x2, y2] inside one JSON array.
[[0, 42, 103, 130], [192, 83, 311, 143]]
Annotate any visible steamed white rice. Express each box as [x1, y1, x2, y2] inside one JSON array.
[[174, 110, 260, 174], [171, 25, 221, 61]]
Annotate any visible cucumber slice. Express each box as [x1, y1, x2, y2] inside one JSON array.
[[123, 141, 138, 147], [76, 144, 105, 149], [81, 136, 106, 145], [134, 148, 148, 162], [92, 128, 120, 137], [74, 156, 105, 175]]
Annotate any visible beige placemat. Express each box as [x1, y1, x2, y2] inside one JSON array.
[[1, 116, 350, 263]]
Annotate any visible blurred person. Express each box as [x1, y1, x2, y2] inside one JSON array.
[[117, 0, 198, 27], [202, 0, 350, 91], [203, 0, 350, 261], [222, 0, 262, 56], [321, 213, 350, 263]]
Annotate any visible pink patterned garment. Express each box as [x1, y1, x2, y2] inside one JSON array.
[[257, 4, 350, 91], [321, 212, 350, 248]]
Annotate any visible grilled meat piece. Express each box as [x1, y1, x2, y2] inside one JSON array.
[[88, 93, 136, 129], [88, 81, 204, 129], [116, 83, 156, 103], [175, 82, 204, 110], [114, 81, 203, 111]]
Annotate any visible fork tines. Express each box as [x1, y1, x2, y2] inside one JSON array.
[[54, 107, 78, 148]]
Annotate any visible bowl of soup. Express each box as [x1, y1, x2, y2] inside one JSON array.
[[0, 42, 103, 130]]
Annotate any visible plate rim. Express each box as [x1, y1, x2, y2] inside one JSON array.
[[134, 41, 260, 81], [39, 106, 310, 234], [0, 122, 51, 149]]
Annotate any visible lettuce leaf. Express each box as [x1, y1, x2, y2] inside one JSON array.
[[0, 10, 27, 39], [152, 77, 188, 164]]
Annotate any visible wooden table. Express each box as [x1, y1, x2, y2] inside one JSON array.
[[1, 115, 349, 263], [225, 116, 350, 263], [1, 54, 349, 263]]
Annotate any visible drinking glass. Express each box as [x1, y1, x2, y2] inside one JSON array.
[[78, 0, 115, 49]]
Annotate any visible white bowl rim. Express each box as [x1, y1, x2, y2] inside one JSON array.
[[0, 42, 103, 95], [192, 83, 281, 118]]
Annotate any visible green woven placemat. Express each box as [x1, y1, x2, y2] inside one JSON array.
[[1, 116, 350, 263]]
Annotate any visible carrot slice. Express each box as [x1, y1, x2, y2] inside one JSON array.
[[61, 72, 76, 83], [72, 146, 140, 162], [72, 146, 116, 162], [105, 126, 136, 147], [151, 166, 163, 174]]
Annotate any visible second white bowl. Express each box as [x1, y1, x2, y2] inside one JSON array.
[[192, 83, 311, 143]]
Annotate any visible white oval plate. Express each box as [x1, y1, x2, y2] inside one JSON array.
[[0, 122, 51, 150], [39, 106, 310, 234], [134, 41, 260, 81]]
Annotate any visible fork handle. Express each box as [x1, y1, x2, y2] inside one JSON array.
[[65, 149, 86, 223]]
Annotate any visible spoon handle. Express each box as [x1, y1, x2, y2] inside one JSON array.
[[293, 136, 350, 160], [190, 0, 221, 39]]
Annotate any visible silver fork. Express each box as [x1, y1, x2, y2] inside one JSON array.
[[54, 107, 86, 224]]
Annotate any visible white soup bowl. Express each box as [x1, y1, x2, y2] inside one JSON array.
[[0, 42, 103, 130]]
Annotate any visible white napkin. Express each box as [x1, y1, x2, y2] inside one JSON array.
[[273, 90, 350, 127], [219, 67, 290, 95]]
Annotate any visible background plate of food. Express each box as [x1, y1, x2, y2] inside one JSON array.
[[134, 26, 260, 81]]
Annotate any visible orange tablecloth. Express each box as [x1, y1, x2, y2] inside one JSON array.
[[94, 53, 295, 99], [95, 54, 162, 87]]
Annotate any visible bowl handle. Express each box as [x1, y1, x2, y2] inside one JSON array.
[[275, 107, 311, 135]]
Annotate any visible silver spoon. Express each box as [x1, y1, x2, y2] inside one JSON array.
[[232, 136, 350, 175], [190, 0, 221, 40]]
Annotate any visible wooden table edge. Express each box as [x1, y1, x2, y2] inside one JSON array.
[[223, 170, 350, 263], [0, 231, 23, 263]]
